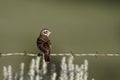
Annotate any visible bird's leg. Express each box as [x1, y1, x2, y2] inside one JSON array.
[[37, 52, 43, 56]]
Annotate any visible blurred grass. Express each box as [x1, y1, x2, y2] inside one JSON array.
[[1, 56, 120, 80]]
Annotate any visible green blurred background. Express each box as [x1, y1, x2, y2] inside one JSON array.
[[0, 0, 120, 80]]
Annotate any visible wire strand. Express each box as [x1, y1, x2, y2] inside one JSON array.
[[0, 52, 120, 57]]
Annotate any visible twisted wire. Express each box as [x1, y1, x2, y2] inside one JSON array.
[[0, 52, 120, 57]]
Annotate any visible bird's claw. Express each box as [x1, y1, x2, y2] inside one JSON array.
[[37, 53, 43, 57]]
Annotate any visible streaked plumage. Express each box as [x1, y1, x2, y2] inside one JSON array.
[[37, 28, 51, 62]]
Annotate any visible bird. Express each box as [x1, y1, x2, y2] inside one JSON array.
[[36, 28, 51, 62]]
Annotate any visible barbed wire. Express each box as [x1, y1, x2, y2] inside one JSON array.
[[0, 52, 120, 57]]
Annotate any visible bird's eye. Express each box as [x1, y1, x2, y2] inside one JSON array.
[[43, 31, 48, 34]]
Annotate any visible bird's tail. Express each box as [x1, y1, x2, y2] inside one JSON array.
[[44, 54, 50, 62]]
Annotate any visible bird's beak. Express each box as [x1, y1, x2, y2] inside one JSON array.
[[49, 31, 51, 35], [47, 31, 51, 37]]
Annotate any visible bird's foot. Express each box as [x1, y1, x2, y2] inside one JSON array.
[[37, 53, 43, 57]]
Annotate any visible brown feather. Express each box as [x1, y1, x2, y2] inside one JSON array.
[[37, 29, 51, 62]]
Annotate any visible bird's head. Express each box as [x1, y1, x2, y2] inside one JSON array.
[[40, 28, 51, 37]]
